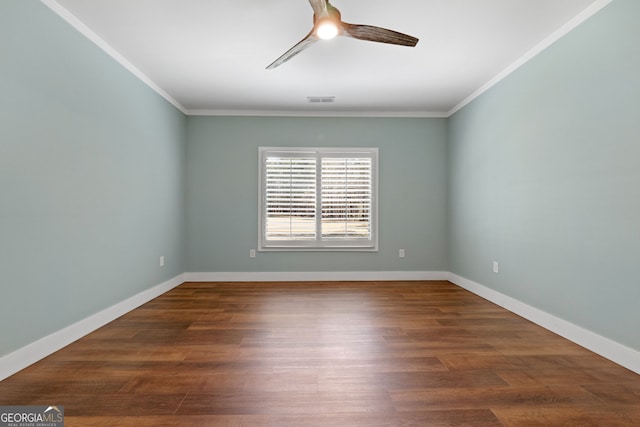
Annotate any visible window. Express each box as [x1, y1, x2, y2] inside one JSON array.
[[259, 147, 378, 251]]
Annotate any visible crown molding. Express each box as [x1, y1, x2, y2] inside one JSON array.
[[40, 0, 188, 115], [186, 109, 449, 118], [448, 0, 614, 116], [42, 0, 613, 119]]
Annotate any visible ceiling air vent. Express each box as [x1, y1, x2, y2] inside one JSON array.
[[307, 96, 335, 103]]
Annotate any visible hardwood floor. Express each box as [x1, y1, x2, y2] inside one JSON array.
[[1, 281, 639, 426]]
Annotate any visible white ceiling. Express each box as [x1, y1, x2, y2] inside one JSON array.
[[45, 0, 607, 116]]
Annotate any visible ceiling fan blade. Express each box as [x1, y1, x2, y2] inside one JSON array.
[[342, 23, 419, 47], [266, 30, 318, 69], [308, 0, 329, 18]]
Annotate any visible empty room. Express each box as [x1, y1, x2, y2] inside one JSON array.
[[1, 0, 639, 425]]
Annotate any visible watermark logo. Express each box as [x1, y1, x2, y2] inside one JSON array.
[[0, 406, 64, 427]]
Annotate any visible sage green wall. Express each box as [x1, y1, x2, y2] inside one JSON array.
[[2, 0, 635, 365], [186, 116, 448, 273], [0, 1, 187, 356], [448, 0, 639, 350]]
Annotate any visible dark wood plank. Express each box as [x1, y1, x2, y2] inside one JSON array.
[[1, 280, 639, 426]]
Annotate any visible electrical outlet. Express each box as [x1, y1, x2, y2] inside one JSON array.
[[250, 249, 256, 258], [493, 261, 499, 273], [160, 256, 165, 267], [399, 249, 405, 258]]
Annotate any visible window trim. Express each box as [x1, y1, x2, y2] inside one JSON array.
[[258, 146, 379, 252]]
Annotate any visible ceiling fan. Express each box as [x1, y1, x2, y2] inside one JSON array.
[[266, 0, 419, 69]]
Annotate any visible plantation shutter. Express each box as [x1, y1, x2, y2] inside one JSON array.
[[264, 155, 317, 241], [259, 147, 377, 250], [321, 157, 372, 240]]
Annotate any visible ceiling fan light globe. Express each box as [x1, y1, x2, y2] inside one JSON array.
[[316, 21, 338, 40]]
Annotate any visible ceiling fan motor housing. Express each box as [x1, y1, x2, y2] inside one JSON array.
[[266, 0, 418, 69]]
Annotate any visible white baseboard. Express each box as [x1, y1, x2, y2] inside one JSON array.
[[3, 271, 636, 381], [184, 271, 449, 282], [0, 273, 185, 381], [448, 273, 640, 375]]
